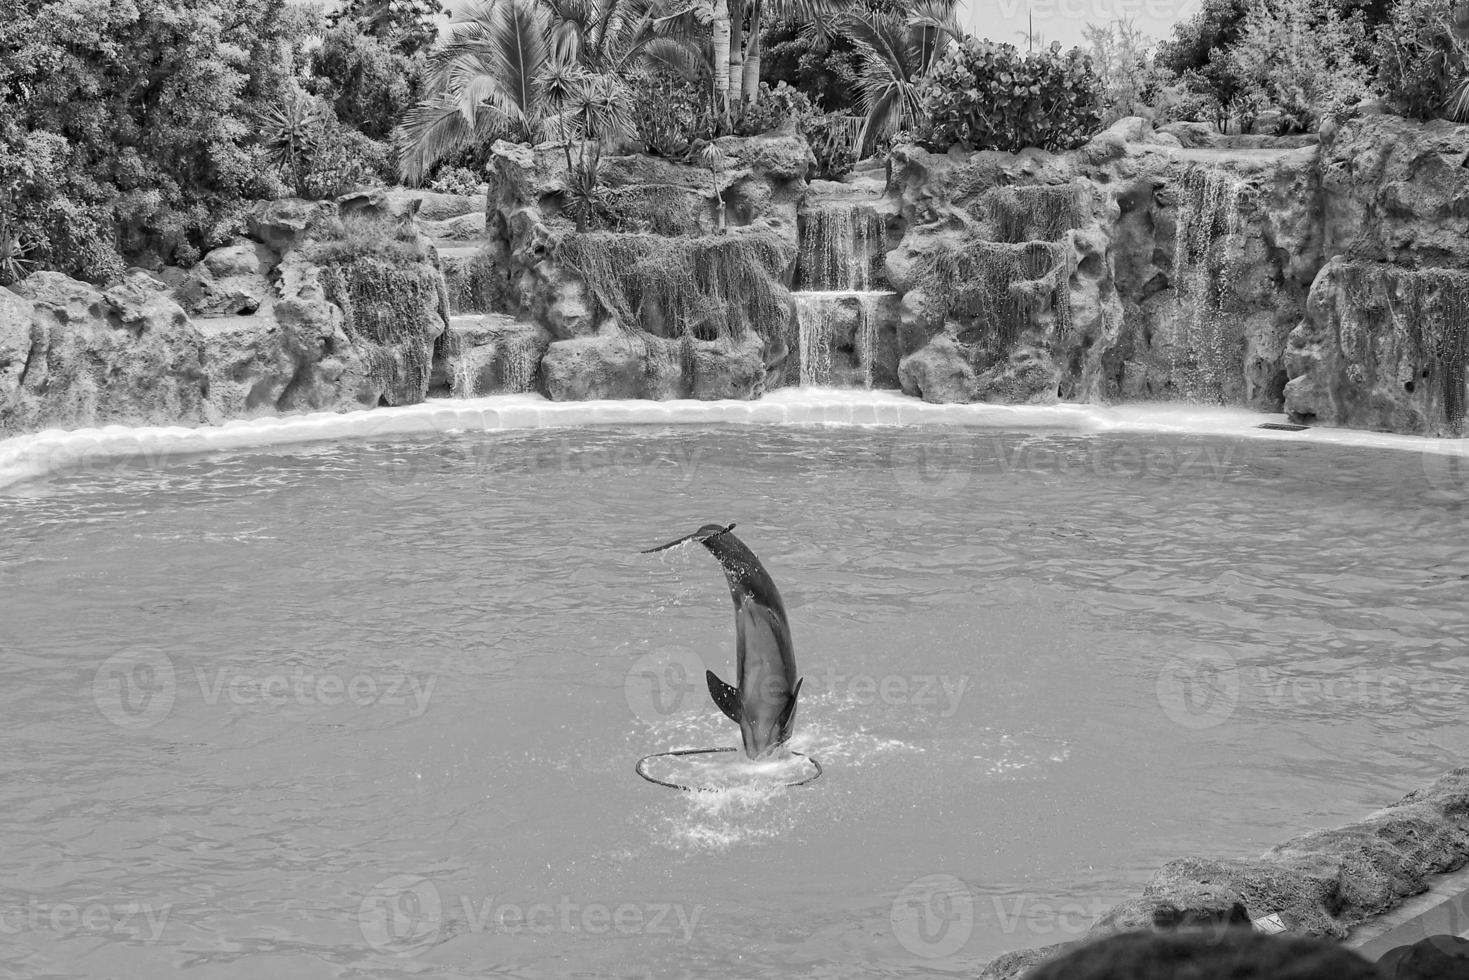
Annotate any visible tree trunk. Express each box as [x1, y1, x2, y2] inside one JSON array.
[[742, 0, 762, 103], [712, 0, 731, 128], [728, 0, 745, 111]]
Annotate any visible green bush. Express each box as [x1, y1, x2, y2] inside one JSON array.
[[1374, 0, 1467, 120], [428, 166, 483, 197], [805, 114, 858, 181], [917, 39, 1104, 153], [308, 25, 424, 142], [631, 72, 712, 159], [732, 83, 855, 180], [302, 128, 392, 199], [735, 82, 814, 135], [1226, 0, 1369, 134]]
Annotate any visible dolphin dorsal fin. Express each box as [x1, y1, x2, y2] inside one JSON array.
[[706, 670, 742, 723]]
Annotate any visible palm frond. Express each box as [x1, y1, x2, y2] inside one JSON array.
[[396, 95, 512, 185]]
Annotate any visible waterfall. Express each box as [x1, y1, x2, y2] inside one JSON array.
[[451, 348, 478, 398], [1171, 167, 1244, 403], [798, 204, 885, 291], [502, 341, 538, 394], [793, 291, 886, 388], [792, 201, 895, 388]]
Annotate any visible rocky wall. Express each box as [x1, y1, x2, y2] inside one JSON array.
[[477, 133, 816, 400], [980, 766, 1469, 979], [0, 194, 464, 436]]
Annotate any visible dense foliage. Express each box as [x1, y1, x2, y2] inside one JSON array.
[[917, 39, 1103, 153], [1229, 0, 1371, 132], [0, 0, 314, 281], [1083, 19, 1166, 123], [0, 0, 447, 284], [1374, 0, 1469, 120]]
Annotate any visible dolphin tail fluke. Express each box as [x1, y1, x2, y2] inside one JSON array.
[[706, 670, 742, 723], [777, 677, 803, 741]]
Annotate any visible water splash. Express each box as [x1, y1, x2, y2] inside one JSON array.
[[793, 291, 891, 388], [1171, 167, 1244, 403]]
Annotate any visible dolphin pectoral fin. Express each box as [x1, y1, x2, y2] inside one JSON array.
[[706, 670, 742, 723], [777, 676, 803, 741]]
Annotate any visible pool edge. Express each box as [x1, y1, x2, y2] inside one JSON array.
[[4, 390, 1466, 491]]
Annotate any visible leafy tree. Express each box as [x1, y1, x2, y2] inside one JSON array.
[[329, 0, 448, 57], [757, 0, 906, 111], [308, 24, 424, 141], [760, 18, 865, 110], [839, 0, 963, 155], [1084, 18, 1164, 122], [1228, 0, 1370, 132], [1375, 0, 1469, 120], [0, 0, 315, 279], [394, 0, 699, 185]]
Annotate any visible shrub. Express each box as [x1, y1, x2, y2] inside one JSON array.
[[806, 114, 858, 180], [1084, 18, 1167, 122], [428, 166, 483, 197], [1227, 0, 1370, 133], [1374, 0, 1467, 120], [735, 82, 814, 135], [631, 71, 712, 159], [917, 39, 1104, 153], [307, 24, 424, 142]]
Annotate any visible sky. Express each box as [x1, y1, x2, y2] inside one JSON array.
[[336, 0, 1199, 57], [958, 0, 1199, 50]]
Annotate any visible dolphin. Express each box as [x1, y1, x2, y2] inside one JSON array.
[[643, 523, 803, 760]]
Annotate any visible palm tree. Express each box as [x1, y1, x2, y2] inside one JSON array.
[[739, 0, 847, 105], [842, 0, 962, 156], [396, 0, 552, 185], [395, 0, 698, 184]]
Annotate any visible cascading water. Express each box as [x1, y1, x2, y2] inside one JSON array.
[[793, 291, 887, 387], [799, 205, 885, 292], [1171, 167, 1244, 403], [792, 202, 895, 388]]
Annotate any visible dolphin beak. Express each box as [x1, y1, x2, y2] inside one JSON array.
[[640, 523, 737, 554]]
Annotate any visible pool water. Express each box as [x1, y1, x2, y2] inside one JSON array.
[[1, 424, 1466, 978]]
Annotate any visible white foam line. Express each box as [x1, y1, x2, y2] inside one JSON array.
[[1, 389, 1465, 490]]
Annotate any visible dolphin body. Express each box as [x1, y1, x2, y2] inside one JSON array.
[[643, 523, 803, 759]]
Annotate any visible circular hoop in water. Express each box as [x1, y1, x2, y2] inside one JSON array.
[[635, 747, 823, 791]]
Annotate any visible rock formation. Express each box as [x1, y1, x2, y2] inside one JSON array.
[[980, 766, 1469, 979], [0, 196, 461, 436], [4, 110, 1469, 438]]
